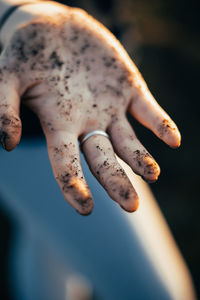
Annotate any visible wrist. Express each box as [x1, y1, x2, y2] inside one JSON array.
[[0, 1, 42, 48], [0, 1, 65, 48], [0, 1, 42, 19]]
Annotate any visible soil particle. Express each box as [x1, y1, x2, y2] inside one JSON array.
[[0, 114, 21, 129], [158, 119, 176, 137], [80, 42, 90, 54], [49, 51, 64, 69], [103, 160, 109, 166], [102, 56, 116, 68], [119, 188, 130, 200], [75, 197, 91, 208], [133, 149, 159, 178], [96, 145, 103, 151]]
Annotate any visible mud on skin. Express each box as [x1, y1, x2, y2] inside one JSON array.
[[51, 141, 93, 214], [0, 4, 180, 213], [0, 113, 21, 151], [57, 170, 93, 215], [91, 149, 136, 205], [158, 119, 177, 138], [132, 149, 160, 182]]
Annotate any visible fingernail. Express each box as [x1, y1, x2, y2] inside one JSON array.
[[141, 175, 158, 183], [0, 129, 7, 149]]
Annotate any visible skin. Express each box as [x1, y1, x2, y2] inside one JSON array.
[[0, 1, 181, 215]]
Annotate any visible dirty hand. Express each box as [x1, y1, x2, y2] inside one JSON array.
[[0, 1, 181, 215]]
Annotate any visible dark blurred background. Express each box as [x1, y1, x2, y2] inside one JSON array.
[[1, 0, 200, 298]]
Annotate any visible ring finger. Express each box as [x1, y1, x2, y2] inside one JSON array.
[[81, 133, 139, 212]]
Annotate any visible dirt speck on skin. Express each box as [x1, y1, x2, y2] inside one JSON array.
[[57, 171, 93, 213], [103, 160, 109, 166], [49, 51, 64, 69], [75, 197, 92, 208], [80, 41, 90, 54], [102, 56, 116, 68], [131, 149, 159, 178], [119, 187, 130, 200], [0, 112, 21, 150], [158, 119, 176, 137], [133, 149, 151, 163], [96, 145, 103, 151], [58, 172, 77, 192], [0, 114, 20, 128]]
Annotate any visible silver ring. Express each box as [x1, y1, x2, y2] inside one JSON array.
[[80, 130, 109, 145]]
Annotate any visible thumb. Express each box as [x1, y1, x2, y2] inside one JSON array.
[[0, 68, 22, 151]]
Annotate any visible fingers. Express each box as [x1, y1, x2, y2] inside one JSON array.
[[128, 78, 181, 148], [46, 130, 94, 215], [81, 134, 139, 212], [108, 118, 160, 183], [0, 69, 22, 151]]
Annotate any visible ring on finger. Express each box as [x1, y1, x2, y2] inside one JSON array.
[[80, 130, 109, 146]]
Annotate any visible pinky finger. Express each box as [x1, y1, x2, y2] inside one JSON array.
[[129, 88, 181, 148]]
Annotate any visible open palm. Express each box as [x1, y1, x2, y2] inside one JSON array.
[[0, 2, 181, 214]]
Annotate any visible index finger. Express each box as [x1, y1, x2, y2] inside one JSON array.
[[81, 133, 139, 212], [128, 70, 181, 148]]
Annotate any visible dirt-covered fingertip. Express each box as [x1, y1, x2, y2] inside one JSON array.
[[0, 111, 22, 151], [157, 119, 181, 149], [120, 193, 139, 213], [142, 160, 161, 183], [169, 130, 181, 149], [75, 198, 94, 216], [0, 129, 21, 151]]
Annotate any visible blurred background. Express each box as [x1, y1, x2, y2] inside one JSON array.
[[0, 0, 199, 298]]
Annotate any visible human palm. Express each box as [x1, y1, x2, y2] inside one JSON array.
[[0, 2, 181, 214]]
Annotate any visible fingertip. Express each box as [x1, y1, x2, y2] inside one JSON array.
[[120, 194, 139, 213], [4, 135, 21, 151], [0, 130, 21, 151], [157, 119, 181, 149], [76, 198, 94, 216], [0, 112, 22, 151], [143, 177, 159, 184], [77, 208, 93, 216], [169, 130, 181, 149], [141, 157, 160, 183]]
